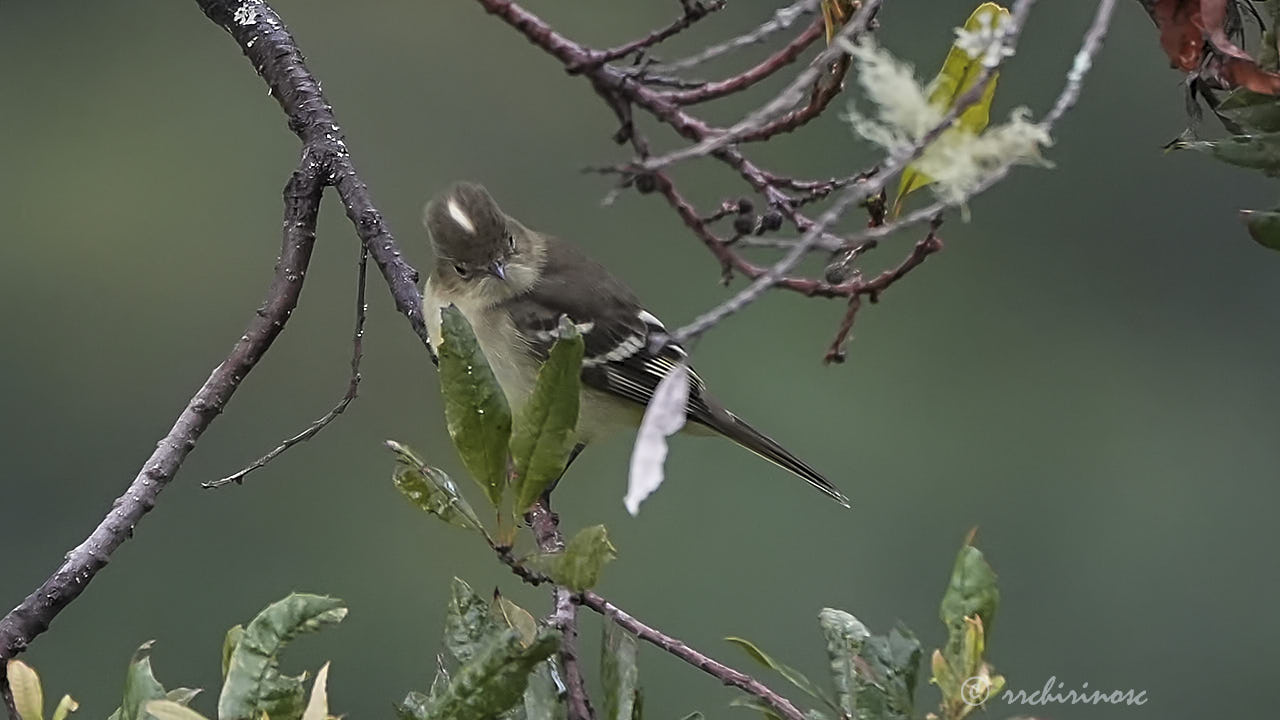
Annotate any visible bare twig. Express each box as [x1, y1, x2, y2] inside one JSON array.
[[573, 0, 726, 71], [663, 17, 824, 105], [1044, 0, 1117, 127], [577, 591, 806, 720], [642, 0, 818, 74], [204, 245, 370, 489]]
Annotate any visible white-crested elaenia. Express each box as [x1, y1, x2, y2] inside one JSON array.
[[423, 182, 849, 507]]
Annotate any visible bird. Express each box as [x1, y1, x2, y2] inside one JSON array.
[[421, 181, 849, 507]]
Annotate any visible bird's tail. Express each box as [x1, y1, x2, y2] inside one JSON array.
[[703, 411, 851, 508]]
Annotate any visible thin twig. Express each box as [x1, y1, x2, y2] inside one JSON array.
[[641, 0, 819, 74], [663, 17, 824, 105], [573, 0, 726, 71], [577, 592, 806, 720], [204, 245, 370, 489], [1044, 0, 1117, 127]]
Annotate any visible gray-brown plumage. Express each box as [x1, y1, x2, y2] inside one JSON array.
[[422, 181, 849, 507]]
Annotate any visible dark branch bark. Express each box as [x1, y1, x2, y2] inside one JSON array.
[[527, 501, 595, 720]]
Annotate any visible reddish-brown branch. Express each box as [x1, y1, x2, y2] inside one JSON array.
[[663, 17, 824, 104], [527, 502, 595, 720], [572, 0, 727, 71]]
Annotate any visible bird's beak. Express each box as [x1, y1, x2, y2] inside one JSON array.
[[489, 261, 507, 280]]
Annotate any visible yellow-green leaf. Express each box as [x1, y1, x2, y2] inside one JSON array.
[[511, 317, 583, 512], [893, 2, 1009, 218], [51, 696, 79, 720], [299, 662, 330, 720], [7, 660, 44, 720]]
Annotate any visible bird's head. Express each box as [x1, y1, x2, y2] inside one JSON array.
[[424, 182, 539, 296]]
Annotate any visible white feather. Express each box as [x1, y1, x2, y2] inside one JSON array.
[[446, 198, 476, 234]]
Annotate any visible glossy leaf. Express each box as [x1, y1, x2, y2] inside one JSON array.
[[853, 626, 922, 720], [402, 629, 560, 720], [445, 578, 502, 665], [727, 696, 782, 720], [50, 695, 79, 720], [817, 608, 869, 716], [121, 642, 167, 720], [893, 2, 1009, 217], [218, 594, 348, 720], [528, 525, 618, 592], [142, 701, 207, 720], [724, 637, 831, 706], [1241, 209, 1280, 250], [7, 660, 43, 720], [388, 441, 487, 535], [511, 318, 583, 512], [437, 305, 513, 507], [1216, 89, 1280, 133], [161, 689, 200, 707], [602, 621, 640, 720], [939, 543, 999, 661]]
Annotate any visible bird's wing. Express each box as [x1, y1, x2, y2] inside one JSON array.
[[500, 236, 719, 424]]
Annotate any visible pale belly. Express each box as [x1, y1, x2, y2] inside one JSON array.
[[423, 284, 641, 444]]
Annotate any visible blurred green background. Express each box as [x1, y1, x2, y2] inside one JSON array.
[[2, 1, 1276, 719]]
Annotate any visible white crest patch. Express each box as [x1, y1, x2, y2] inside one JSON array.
[[447, 198, 475, 234]]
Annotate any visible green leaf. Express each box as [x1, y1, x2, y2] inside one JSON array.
[[528, 525, 618, 592], [221, 625, 244, 680], [602, 621, 639, 720], [407, 629, 561, 720], [853, 626, 922, 720], [142, 701, 208, 720], [511, 318, 584, 512], [521, 661, 565, 720], [7, 659, 44, 720], [388, 441, 487, 535], [445, 578, 503, 665], [1241, 209, 1280, 250], [217, 593, 348, 720], [939, 543, 999, 662], [723, 637, 831, 707], [727, 696, 782, 719], [50, 695, 79, 720], [893, 2, 1009, 217], [121, 642, 167, 720], [493, 593, 539, 648], [1216, 89, 1280, 133], [817, 608, 870, 716], [162, 689, 200, 707], [438, 305, 513, 507], [679, 714, 705, 720], [1170, 132, 1280, 175], [300, 662, 331, 720]]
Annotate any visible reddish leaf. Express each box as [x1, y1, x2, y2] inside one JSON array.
[[1152, 0, 1280, 95], [1155, 0, 1203, 71]]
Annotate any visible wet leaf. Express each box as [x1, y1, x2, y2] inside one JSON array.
[[1216, 89, 1280, 133], [853, 626, 922, 720], [893, 2, 1010, 217], [388, 441, 487, 535], [7, 659, 43, 720], [939, 543, 999, 661], [121, 642, 167, 720], [528, 525, 618, 592], [602, 621, 640, 720], [401, 629, 560, 720], [512, 317, 583, 512], [218, 594, 347, 720], [445, 578, 503, 665], [438, 305, 513, 507], [817, 608, 870, 715], [521, 660, 565, 720], [727, 696, 783, 719]]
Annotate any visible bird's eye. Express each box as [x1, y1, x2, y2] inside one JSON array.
[[506, 232, 516, 252], [453, 263, 470, 279]]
